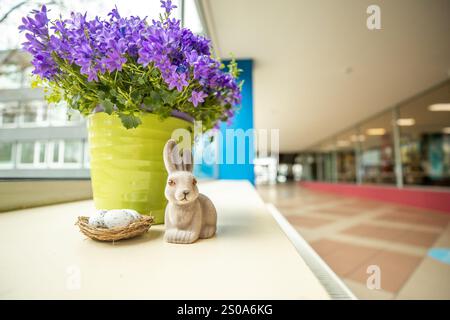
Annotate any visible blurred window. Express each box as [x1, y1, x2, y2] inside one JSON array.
[[335, 129, 358, 183], [48, 103, 69, 126], [315, 139, 336, 182], [295, 154, 316, 181], [18, 141, 34, 165], [359, 111, 395, 185], [48, 139, 83, 167], [268, 81, 450, 189], [67, 109, 82, 124], [0, 64, 24, 89], [22, 109, 37, 123], [0, 102, 20, 127], [36, 141, 46, 165], [16, 140, 47, 168], [84, 141, 90, 168], [399, 82, 450, 187], [292, 164, 303, 181], [0, 141, 14, 166], [183, 0, 205, 35], [51, 140, 61, 165], [20, 100, 48, 126], [63, 140, 83, 165], [21, 106, 38, 125], [277, 163, 289, 183]]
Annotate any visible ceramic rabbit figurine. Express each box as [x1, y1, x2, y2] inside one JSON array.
[[163, 139, 217, 244]]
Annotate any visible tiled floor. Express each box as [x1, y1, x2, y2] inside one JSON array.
[[257, 183, 450, 300]]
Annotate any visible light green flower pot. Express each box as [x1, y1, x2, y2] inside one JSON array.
[[87, 112, 193, 224]]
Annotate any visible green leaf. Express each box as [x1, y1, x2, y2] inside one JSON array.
[[143, 96, 152, 107], [118, 113, 142, 129], [130, 91, 142, 102], [150, 68, 159, 78], [138, 77, 146, 85], [31, 76, 42, 89], [159, 105, 172, 118], [143, 91, 163, 108], [101, 99, 114, 115], [161, 90, 178, 105], [73, 94, 81, 103], [97, 90, 106, 99], [67, 93, 81, 109], [116, 95, 127, 105], [45, 89, 61, 104]]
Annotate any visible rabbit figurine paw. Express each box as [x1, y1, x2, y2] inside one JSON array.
[[163, 139, 217, 244]]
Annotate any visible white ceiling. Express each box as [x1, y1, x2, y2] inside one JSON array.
[[201, 0, 450, 152]]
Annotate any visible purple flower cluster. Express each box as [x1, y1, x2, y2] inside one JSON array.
[[19, 5, 58, 79], [19, 1, 241, 110]]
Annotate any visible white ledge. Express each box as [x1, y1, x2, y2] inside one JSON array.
[[0, 180, 330, 299]]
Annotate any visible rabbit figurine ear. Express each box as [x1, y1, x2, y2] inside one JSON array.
[[163, 139, 182, 173], [181, 148, 193, 172]]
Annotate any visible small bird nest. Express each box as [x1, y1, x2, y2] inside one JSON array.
[[76, 215, 154, 242]]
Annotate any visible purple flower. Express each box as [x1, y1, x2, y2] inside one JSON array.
[[81, 64, 99, 82], [102, 39, 127, 72], [189, 90, 207, 107], [159, 60, 177, 78], [160, 0, 177, 14], [192, 57, 211, 80], [185, 50, 198, 64], [167, 72, 188, 92], [19, 5, 242, 128], [19, 5, 59, 80]]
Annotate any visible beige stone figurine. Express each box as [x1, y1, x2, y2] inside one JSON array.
[[163, 139, 217, 244]]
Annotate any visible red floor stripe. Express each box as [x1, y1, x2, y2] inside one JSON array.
[[299, 182, 450, 214]]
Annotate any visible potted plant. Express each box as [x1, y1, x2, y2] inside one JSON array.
[[19, 1, 242, 223]]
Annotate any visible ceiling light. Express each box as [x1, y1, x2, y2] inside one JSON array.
[[350, 134, 366, 142], [429, 103, 450, 111], [337, 140, 350, 147], [396, 118, 415, 126], [367, 128, 386, 136], [443, 127, 450, 134]]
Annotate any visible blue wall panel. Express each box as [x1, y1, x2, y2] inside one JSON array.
[[218, 59, 254, 184]]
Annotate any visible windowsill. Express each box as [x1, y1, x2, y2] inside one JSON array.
[[0, 179, 92, 212], [0, 180, 334, 299]]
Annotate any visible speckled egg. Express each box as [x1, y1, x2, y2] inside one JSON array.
[[123, 209, 141, 220], [88, 209, 107, 228], [103, 209, 138, 229]]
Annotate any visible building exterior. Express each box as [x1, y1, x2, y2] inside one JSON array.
[[0, 50, 89, 178]]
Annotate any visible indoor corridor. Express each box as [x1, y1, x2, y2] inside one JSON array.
[[257, 183, 450, 299]]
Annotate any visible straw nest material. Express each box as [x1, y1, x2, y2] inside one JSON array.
[[76, 215, 154, 242]]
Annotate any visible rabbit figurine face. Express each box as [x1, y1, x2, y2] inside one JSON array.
[[165, 171, 199, 205], [163, 139, 217, 244]]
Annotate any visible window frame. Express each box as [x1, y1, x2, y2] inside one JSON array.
[[19, 100, 49, 127], [62, 139, 84, 168], [16, 140, 48, 169], [48, 139, 84, 169], [0, 102, 20, 128], [0, 141, 16, 169]]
